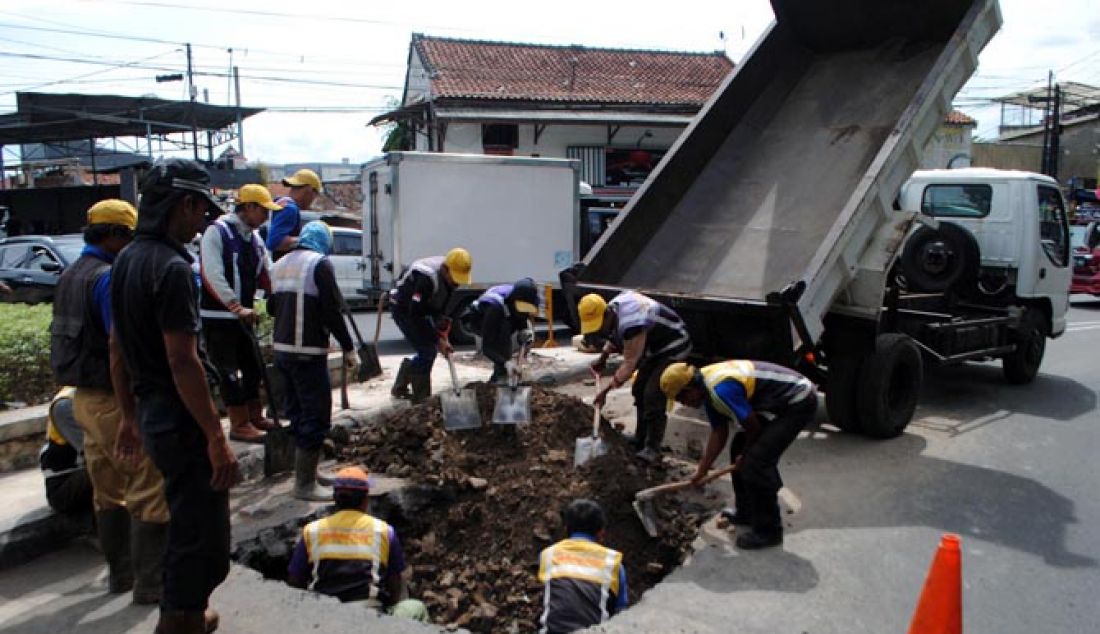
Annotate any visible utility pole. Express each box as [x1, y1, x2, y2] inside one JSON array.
[[186, 43, 199, 160], [234, 66, 245, 159], [1049, 84, 1062, 181]]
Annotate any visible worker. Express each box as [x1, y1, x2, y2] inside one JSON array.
[[388, 249, 473, 403], [460, 277, 539, 383], [200, 184, 281, 443], [48, 198, 170, 605], [270, 221, 358, 501], [537, 499, 628, 633], [39, 387, 93, 519], [110, 159, 240, 633], [660, 360, 816, 549], [287, 466, 427, 619], [578, 291, 691, 463], [265, 168, 322, 261]]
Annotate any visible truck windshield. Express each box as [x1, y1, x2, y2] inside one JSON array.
[[921, 184, 992, 218]]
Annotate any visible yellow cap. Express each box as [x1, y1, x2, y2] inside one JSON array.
[[514, 300, 538, 315], [282, 168, 323, 193], [659, 362, 695, 400], [87, 199, 137, 230], [444, 248, 472, 285], [577, 294, 607, 335], [237, 184, 283, 211]]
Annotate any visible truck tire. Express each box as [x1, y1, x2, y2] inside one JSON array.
[[1002, 309, 1047, 385], [856, 334, 923, 439], [900, 223, 980, 293], [825, 353, 863, 433], [449, 296, 477, 346]]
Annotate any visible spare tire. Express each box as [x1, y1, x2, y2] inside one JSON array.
[[857, 334, 923, 439], [900, 223, 980, 293]]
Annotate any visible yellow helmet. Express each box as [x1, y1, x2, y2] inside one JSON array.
[[444, 248, 472, 285], [282, 168, 323, 193], [577, 294, 607, 335], [659, 362, 696, 400], [87, 199, 138, 230]]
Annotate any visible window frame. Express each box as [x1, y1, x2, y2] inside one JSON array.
[[920, 183, 993, 219]]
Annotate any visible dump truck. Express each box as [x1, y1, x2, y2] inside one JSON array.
[[570, 0, 1067, 438]]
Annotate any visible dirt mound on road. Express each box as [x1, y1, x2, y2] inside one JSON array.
[[342, 384, 709, 633]]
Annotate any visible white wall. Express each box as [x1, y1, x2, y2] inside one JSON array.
[[438, 122, 685, 158], [922, 124, 974, 169]]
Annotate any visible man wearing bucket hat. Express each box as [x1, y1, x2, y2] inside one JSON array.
[[577, 291, 690, 464], [110, 159, 239, 633], [270, 221, 357, 501], [266, 168, 322, 261], [388, 248, 472, 403], [50, 198, 171, 606], [459, 277, 539, 384], [287, 466, 428, 619], [659, 360, 816, 549], [200, 184, 281, 444]]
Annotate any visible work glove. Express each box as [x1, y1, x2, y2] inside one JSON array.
[[343, 350, 360, 375], [518, 329, 534, 346]]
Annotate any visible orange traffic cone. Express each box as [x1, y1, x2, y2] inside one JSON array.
[[907, 533, 962, 634]]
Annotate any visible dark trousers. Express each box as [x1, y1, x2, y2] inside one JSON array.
[[45, 468, 94, 517], [729, 394, 816, 536], [202, 318, 261, 406], [391, 306, 437, 373], [274, 352, 332, 450], [631, 356, 679, 451], [143, 422, 230, 611]]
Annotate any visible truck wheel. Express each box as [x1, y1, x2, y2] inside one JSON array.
[[1002, 310, 1047, 384], [825, 353, 863, 433], [449, 296, 477, 346], [857, 334, 923, 439], [900, 223, 980, 293]]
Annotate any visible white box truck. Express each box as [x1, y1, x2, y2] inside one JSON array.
[[359, 152, 581, 339]]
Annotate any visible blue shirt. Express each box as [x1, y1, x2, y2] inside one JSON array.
[[265, 196, 300, 253], [82, 245, 115, 333], [703, 379, 752, 428], [570, 532, 629, 611]]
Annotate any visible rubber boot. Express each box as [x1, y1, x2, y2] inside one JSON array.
[[736, 488, 783, 550], [293, 447, 333, 502], [488, 364, 508, 385], [154, 610, 206, 634], [409, 369, 431, 405], [96, 507, 133, 593], [227, 405, 265, 444], [391, 359, 413, 399], [246, 399, 276, 431], [131, 520, 168, 605]]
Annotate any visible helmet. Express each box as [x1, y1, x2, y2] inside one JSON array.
[[510, 277, 539, 315], [577, 294, 607, 335], [659, 362, 696, 400], [282, 168, 323, 194], [444, 248, 472, 285], [87, 199, 138, 230], [332, 466, 370, 491]]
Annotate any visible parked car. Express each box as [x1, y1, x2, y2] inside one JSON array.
[[1070, 221, 1100, 295], [328, 227, 365, 302], [0, 235, 85, 304]]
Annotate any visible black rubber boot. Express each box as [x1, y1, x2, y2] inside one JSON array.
[[391, 359, 413, 399], [489, 364, 508, 385], [735, 529, 783, 550], [736, 487, 783, 549], [721, 471, 753, 525], [409, 370, 431, 404], [131, 520, 168, 605], [96, 507, 133, 593], [293, 447, 333, 502]]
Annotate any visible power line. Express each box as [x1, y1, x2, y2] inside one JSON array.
[[0, 48, 181, 97]]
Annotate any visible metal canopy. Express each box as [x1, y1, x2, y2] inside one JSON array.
[[0, 92, 263, 145]]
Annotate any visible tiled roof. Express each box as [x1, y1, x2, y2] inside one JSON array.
[[944, 109, 977, 126], [413, 34, 733, 106]]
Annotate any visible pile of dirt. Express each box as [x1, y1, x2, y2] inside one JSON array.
[[337, 384, 711, 632]]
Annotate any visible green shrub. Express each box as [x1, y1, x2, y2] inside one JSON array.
[[0, 303, 55, 405]]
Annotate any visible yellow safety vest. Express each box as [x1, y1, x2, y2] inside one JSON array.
[[700, 360, 757, 421], [303, 510, 391, 586], [538, 538, 623, 625]]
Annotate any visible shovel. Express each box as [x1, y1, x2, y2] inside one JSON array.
[[342, 293, 384, 382], [238, 321, 295, 477], [492, 345, 531, 425], [574, 370, 608, 467], [632, 464, 739, 537], [441, 350, 481, 430]]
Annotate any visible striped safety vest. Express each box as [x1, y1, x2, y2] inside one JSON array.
[[609, 291, 691, 360], [302, 510, 392, 601], [538, 538, 623, 633], [199, 216, 266, 320], [271, 249, 329, 355], [390, 255, 451, 314], [701, 360, 814, 423]]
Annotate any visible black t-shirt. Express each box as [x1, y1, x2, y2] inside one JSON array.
[[111, 234, 202, 401]]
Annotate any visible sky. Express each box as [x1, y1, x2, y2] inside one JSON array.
[[1, 0, 1098, 166]]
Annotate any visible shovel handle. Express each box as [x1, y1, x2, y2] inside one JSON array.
[[445, 351, 462, 395], [373, 293, 386, 346], [635, 464, 738, 500], [591, 372, 601, 438]]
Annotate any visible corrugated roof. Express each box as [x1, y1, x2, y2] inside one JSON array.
[[413, 34, 733, 106]]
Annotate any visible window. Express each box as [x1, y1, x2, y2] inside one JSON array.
[[1037, 185, 1068, 267], [0, 245, 28, 268], [23, 246, 60, 271], [482, 124, 518, 154], [332, 233, 362, 256], [921, 184, 992, 218]]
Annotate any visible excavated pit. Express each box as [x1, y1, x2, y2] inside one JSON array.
[[234, 384, 717, 633]]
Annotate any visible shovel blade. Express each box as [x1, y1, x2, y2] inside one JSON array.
[[573, 436, 607, 467], [632, 499, 660, 538], [441, 389, 481, 430], [492, 387, 531, 424], [357, 343, 382, 381], [263, 426, 296, 477]]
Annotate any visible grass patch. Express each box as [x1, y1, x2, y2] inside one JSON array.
[[0, 303, 55, 405]]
